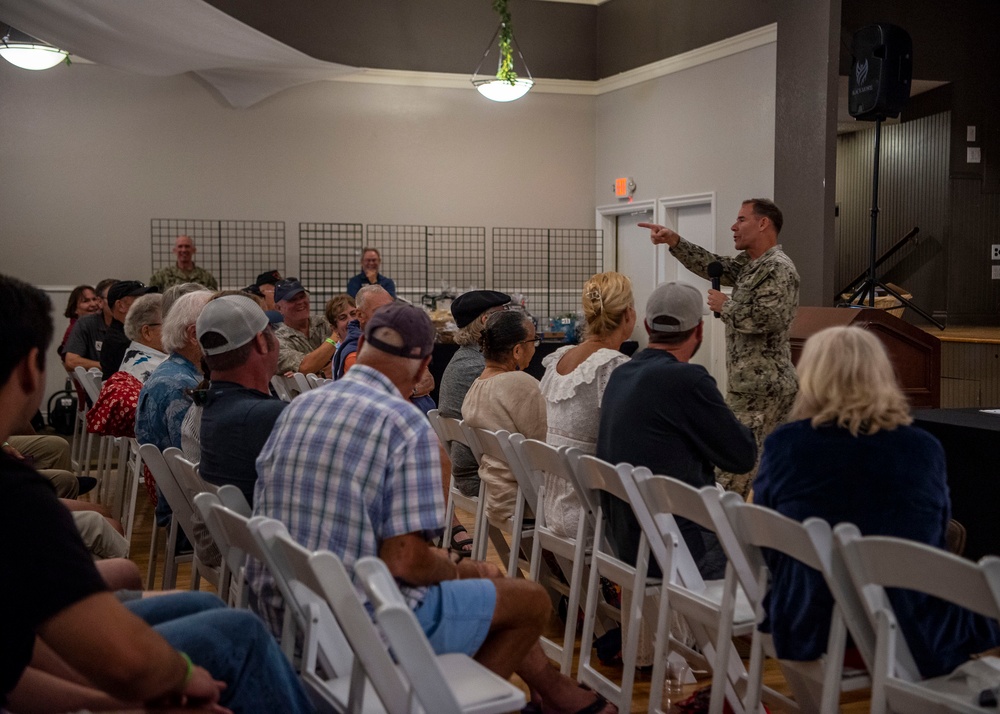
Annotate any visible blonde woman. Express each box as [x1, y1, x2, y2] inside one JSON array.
[[754, 326, 1000, 680], [539, 272, 634, 537]]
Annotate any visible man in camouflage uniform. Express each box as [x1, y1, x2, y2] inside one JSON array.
[[640, 198, 799, 497], [149, 235, 218, 290]]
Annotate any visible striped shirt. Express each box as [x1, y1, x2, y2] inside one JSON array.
[[247, 364, 444, 636]]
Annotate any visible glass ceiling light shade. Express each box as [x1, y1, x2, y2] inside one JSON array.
[[471, 1, 533, 103], [1, 28, 68, 70]]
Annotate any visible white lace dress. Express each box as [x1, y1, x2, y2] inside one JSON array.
[[539, 345, 630, 538]]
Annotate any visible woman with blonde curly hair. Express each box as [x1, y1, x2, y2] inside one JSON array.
[[754, 325, 999, 682], [539, 271, 634, 537]]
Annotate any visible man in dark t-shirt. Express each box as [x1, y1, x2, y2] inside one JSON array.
[[99, 280, 158, 379], [597, 282, 756, 579], [63, 279, 118, 371], [195, 294, 285, 506]]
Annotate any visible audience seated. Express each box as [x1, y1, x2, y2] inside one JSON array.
[[597, 282, 755, 580], [196, 295, 286, 507], [250, 302, 614, 714], [322, 292, 357, 349], [331, 284, 393, 379], [438, 290, 511, 499], [540, 272, 634, 539], [753, 325, 1000, 678], [136, 290, 212, 531], [3, 432, 94, 498], [254, 269, 283, 311], [272, 279, 337, 376], [118, 292, 168, 382], [461, 308, 546, 524], [58, 284, 102, 360], [0, 273, 313, 714], [99, 280, 159, 380], [63, 279, 118, 373]]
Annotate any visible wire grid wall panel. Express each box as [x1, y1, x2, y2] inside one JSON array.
[[492, 227, 603, 319], [151, 219, 286, 290], [367, 225, 487, 304], [298, 223, 365, 314]]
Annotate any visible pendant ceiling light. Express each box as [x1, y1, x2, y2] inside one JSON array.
[[0, 27, 69, 70], [471, 0, 533, 102]]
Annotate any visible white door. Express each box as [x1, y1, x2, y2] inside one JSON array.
[[614, 207, 655, 348]]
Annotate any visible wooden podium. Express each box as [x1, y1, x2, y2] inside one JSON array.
[[789, 307, 941, 408]]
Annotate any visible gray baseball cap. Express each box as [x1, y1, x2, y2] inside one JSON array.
[[645, 282, 707, 333], [197, 295, 269, 355]]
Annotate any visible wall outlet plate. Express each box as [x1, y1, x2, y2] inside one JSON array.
[[992, 244, 1000, 260]]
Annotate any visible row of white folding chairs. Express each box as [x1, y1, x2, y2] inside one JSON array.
[[192, 491, 527, 714], [425, 414, 723, 712], [607, 464, 1000, 714], [271, 372, 330, 401]]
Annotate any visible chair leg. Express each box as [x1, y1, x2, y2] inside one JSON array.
[[146, 522, 161, 589], [163, 519, 179, 590]]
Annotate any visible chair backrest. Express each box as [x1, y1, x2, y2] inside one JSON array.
[[427, 409, 469, 449], [138, 444, 200, 545], [463, 425, 538, 517], [270, 374, 293, 401], [564, 452, 619, 532], [624, 468, 713, 593], [215, 483, 251, 517], [74, 365, 102, 403], [193, 492, 257, 606], [281, 537, 411, 714], [354, 557, 468, 714], [306, 373, 329, 389], [291, 372, 312, 394], [246, 516, 357, 681], [509, 436, 582, 531], [834, 522, 1000, 682]]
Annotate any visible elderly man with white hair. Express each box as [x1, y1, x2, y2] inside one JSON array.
[[136, 289, 213, 529]]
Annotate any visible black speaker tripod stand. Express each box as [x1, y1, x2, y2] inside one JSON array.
[[845, 116, 945, 329]]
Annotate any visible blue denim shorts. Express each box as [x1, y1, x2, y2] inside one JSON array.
[[413, 578, 496, 656]]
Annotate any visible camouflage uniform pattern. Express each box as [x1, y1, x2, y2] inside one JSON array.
[[670, 238, 799, 497], [274, 315, 331, 375], [148, 265, 218, 290]]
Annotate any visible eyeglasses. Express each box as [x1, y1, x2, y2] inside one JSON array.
[[519, 337, 541, 347], [145, 322, 162, 328]]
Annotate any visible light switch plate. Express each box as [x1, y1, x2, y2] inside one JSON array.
[[968, 125, 977, 142]]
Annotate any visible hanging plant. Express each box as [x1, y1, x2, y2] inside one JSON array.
[[493, 0, 518, 85]]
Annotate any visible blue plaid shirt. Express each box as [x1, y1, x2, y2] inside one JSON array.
[[248, 364, 444, 637]]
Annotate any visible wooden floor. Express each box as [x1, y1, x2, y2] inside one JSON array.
[[120, 494, 872, 713]]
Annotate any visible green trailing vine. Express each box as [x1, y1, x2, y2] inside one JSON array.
[[493, 0, 518, 85]]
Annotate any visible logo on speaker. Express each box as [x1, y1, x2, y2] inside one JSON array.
[[855, 59, 869, 87]]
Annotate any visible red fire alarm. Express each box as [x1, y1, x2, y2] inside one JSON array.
[[613, 177, 636, 199]]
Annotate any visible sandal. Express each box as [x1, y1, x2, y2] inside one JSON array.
[[570, 692, 614, 714], [450, 524, 474, 559]]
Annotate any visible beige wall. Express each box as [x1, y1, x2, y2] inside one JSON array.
[[0, 62, 596, 286], [594, 42, 777, 248]]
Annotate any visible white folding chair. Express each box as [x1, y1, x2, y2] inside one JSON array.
[[161, 448, 224, 592], [508, 435, 589, 676], [194, 489, 252, 608], [247, 516, 366, 709], [291, 372, 313, 394], [622, 470, 764, 714], [427, 409, 488, 562], [717, 492, 870, 714], [271, 374, 293, 401], [73, 365, 104, 482], [834, 522, 1000, 714], [136, 443, 200, 590], [568, 454, 661, 714], [307, 373, 331, 388], [69, 377, 89, 476], [462, 425, 535, 578], [353, 555, 528, 714]]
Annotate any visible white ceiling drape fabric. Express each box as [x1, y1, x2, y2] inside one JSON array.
[[0, 0, 358, 107]]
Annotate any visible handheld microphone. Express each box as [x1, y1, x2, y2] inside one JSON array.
[[707, 261, 724, 319]]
